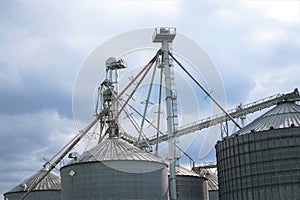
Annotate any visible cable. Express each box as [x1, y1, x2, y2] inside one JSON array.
[[120, 101, 151, 148], [46, 131, 79, 165], [138, 58, 158, 145], [20, 52, 159, 200], [168, 52, 242, 130], [97, 53, 158, 144], [156, 67, 164, 155], [123, 101, 166, 138]]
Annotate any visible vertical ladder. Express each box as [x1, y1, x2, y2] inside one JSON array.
[[170, 60, 180, 163], [169, 45, 178, 133]]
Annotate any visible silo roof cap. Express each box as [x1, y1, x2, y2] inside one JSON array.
[[72, 138, 166, 164], [200, 169, 219, 190], [237, 102, 300, 135], [167, 166, 201, 177], [5, 168, 61, 193]]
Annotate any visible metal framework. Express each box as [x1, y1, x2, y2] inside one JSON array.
[[138, 88, 300, 148], [20, 26, 300, 199], [20, 53, 158, 200], [153, 27, 178, 200], [95, 57, 127, 141]]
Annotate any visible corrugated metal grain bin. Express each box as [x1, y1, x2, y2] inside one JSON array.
[[4, 168, 61, 200], [208, 190, 219, 200], [216, 102, 300, 200], [170, 166, 208, 200], [193, 168, 219, 200], [60, 138, 168, 199], [201, 170, 219, 200]]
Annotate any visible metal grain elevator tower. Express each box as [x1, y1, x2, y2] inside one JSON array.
[[153, 27, 178, 200]]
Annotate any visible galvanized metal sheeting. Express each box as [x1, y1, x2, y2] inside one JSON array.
[[202, 171, 219, 191], [216, 101, 300, 200], [209, 190, 219, 200], [169, 166, 209, 200], [174, 166, 201, 177], [7, 168, 61, 193], [61, 161, 169, 199], [74, 137, 166, 164], [237, 102, 300, 135], [192, 168, 219, 192], [176, 175, 209, 200], [217, 127, 300, 199], [4, 168, 61, 200], [216, 102, 300, 199], [61, 138, 169, 199]]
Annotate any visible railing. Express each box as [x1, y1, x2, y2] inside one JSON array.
[[138, 89, 300, 148]]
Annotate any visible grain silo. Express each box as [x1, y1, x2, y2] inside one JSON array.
[[206, 174, 219, 200], [216, 101, 300, 200], [199, 169, 219, 200], [193, 167, 219, 200], [3, 168, 61, 200], [60, 137, 169, 199], [171, 165, 209, 200]]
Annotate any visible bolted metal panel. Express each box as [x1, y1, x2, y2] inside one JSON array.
[[175, 165, 200, 177], [4, 191, 61, 200], [208, 190, 219, 200], [167, 166, 209, 200], [61, 138, 169, 199], [61, 161, 168, 199], [192, 168, 219, 200], [237, 102, 300, 135], [6, 168, 61, 193], [216, 127, 300, 200], [175, 176, 208, 200], [201, 170, 219, 191], [73, 138, 166, 163], [4, 168, 61, 200], [202, 171, 219, 200]]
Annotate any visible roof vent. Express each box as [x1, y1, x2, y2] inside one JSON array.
[[21, 183, 27, 191], [68, 152, 79, 162]]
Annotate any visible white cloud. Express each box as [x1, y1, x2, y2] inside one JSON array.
[[0, 28, 49, 66], [1, 0, 300, 194], [247, 65, 300, 102], [296, 35, 300, 45], [100, 0, 181, 16], [242, 0, 300, 25], [247, 28, 285, 44], [0, 24, 78, 94], [213, 8, 241, 24], [0, 110, 76, 195]]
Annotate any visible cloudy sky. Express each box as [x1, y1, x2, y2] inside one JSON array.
[[1, 0, 300, 197]]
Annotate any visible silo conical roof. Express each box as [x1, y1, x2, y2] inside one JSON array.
[[175, 166, 200, 177], [6, 168, 61, 193], [237, 102, 300, 135], [73, 137, 166, 164], [61, 138, 169, 199], [167, 166, 200, 177], [203, 170, 218, 191]]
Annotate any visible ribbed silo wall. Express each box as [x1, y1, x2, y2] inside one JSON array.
[[61, 160, 168, 199], [175, 176, 208, 200], [216, 127, 300, 200], [4, 191, 61, 200], [208, 190, 219, 200]]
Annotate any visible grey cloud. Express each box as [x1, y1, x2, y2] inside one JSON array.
[[0, 64, 73, 117], [1, 0, 300, 197], [0, 110, 74, 196]]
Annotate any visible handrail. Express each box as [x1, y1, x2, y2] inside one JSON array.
[[138, 88, 300, 148]]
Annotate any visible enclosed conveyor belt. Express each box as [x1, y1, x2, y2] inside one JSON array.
[[138, 88, 300, 148]]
